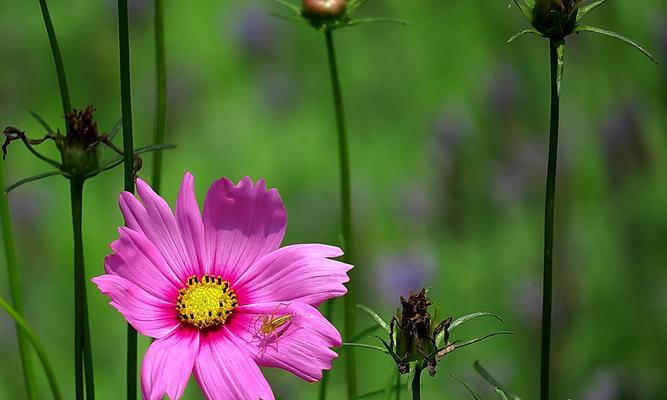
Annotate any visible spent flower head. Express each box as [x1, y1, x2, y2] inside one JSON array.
[[353, 288, 512, 389], [1, 107, 173, 192]]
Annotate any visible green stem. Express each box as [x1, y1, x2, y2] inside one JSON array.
[[70, 179, 95, 400], [0, 297, 63, 400], [151, 0, 167, 193], [411, 364, 423, 400], [323, 29, 357, 400], [37, 0, 71, 117], [540, 38, 561, 400], [1, 159, 38, 399], [117, 1, 137, 398]]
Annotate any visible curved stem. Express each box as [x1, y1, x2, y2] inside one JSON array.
[[0, 297, 63, 400], [151, 0, 167, 193], [0, 158, 38, 399], [323, 29, 357, 400], [117, 1, 137, 398], [37, 0, 71, 118], [411, 364, 423, 400], [70, 178, 95, 400], [540, 38, 562, 400]]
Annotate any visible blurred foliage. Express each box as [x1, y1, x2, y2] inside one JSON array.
[[1, 0, 666, 399]]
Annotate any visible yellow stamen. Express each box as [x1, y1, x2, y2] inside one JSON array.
[[176, 275, 237, 329]]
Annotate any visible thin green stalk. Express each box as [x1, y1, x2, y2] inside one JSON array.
[[1, 158, 38, 399], [0, 297, 63, 400], [323, 29, 357, 400], [411, 364, 423, 400], [540, 38, 561, 400], [151, 0, 167, 193], [37, 0, 71, 117], [70, 178, 95, 400], [117, 1, 137, 398]]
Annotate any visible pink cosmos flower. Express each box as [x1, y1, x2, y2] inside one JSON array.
[[92, 173, 352, 400]]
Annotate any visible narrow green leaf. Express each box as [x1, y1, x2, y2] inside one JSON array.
[[575, 25, 657, 63], [511, 0, 532, 22], [269, 12, 306, 24], [342, 342, 389, 354], [89, 143, 177, 178], [495, 388, 510, 400], [507, 29, 541, 43], [436, 312, 503, 347], [452, 331, 515, 351], [576, 0, 606, 22], [451, 374, 482, 400], [5, 171, 63, 193], [347, 0, 369, 14], [351, 325, 382, 342], [0, 296, 63, 400], [357, 304, 391, 334], [107, 118, 123, 142], [272, 0, 301, 15], [333, 17, 408, 30], [474, 361, 522, 400], [30, 111, 56, 134]]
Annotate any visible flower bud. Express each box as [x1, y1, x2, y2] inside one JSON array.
[[302, 0, 347, 25], [531, 0, 583, 38]]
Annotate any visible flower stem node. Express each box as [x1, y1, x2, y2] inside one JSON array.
[[302, 0, 347, 26]]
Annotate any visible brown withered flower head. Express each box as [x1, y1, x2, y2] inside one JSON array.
[[2, 106, 159, 191]]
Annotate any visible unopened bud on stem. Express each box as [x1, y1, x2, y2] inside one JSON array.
[[302, 0, 347, 24]]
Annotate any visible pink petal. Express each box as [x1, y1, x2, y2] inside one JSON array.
[[105, 227, 181, 301], [230, 302, 341, 382], [141, 327, 199, 400], [176, 172, 209, 274], [202, 177, 286, 281], [118, 178, 198, 282], [234, 244, 352, 306], [195, 329, 274, 400], [91, 274, 178, 339]]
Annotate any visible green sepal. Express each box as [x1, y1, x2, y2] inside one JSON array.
[[5, 171, 65, 194], [474, 360, 522, 400], [406, 361, 419, 392], [507, 28, 542, 43], [30, 111, 57, 134], [451, 374, 482, 400], [575, 24, 657, 63], [435, 312, 503, 347], [495, 388, 510, 400], [576, 0, 606, 22], [341, 342, 389, 354], [357, 304, 391, 334], [449, 331, 514, 352], [350, 325, 382, 342], [87, 143, 177, 178], [511, 0, 533, 22], [271, 0, 301, 15]]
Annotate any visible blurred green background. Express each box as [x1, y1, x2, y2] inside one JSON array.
[[1, 0, 666, 399]]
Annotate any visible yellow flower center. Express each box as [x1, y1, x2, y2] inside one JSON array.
[[176, 275, 237, 329]]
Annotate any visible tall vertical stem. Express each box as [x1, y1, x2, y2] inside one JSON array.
[[70, 178, 95, 400], [322, 29, 357, 400], [411, 364, 423, 400], [117, 1, 137, 398], [151, 0, 167, 193], [37, 0, 71, 118], [540, 38, 561, 400], [1, 157, 38, 399]]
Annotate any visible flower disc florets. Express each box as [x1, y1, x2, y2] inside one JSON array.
[[176, 274, 238, 329]]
